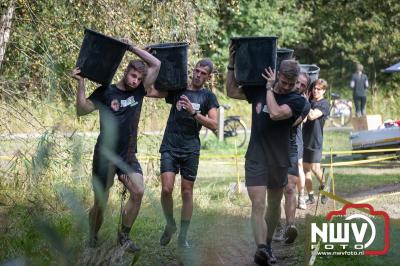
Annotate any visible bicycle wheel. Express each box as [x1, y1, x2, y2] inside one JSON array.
[[329, 101, 352, 127], [223, 118, 247, 148]]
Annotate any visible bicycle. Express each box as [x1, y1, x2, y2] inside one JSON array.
[[202, 104, 248, 148], [328, 92, 353, 127]]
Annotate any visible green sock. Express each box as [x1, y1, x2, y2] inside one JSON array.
[[179, 220, 190, 239]]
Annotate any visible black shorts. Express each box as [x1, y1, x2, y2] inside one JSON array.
[[245, 159, 288, 189], [92, 149, 143, 191], [287, 155, 299, 177], [303, 148, 323, 163], [160, 151, 199, 182]]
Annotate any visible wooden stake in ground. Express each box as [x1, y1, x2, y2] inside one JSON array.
[[0, 0, 15, 70]]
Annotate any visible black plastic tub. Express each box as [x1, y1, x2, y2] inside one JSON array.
[[148, 42, 188, 91], [231, 36, 277, 87], [300, 64, 320, 83], [276, 48, 294, 72], [76, 28, 129, 85]]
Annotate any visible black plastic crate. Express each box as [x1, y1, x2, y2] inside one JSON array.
[[76, 28, 128, 85], [232, 36, 277, 87], [300, 64, 320, 83], [148, 42, 188, 91]]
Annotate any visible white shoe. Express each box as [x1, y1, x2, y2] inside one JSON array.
[[272, 226, 285, 242], [297, 196, 307, 210]]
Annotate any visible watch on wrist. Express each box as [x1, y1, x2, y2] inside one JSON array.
[[192, 111, 198, 117], [227, 65, 234, 71]]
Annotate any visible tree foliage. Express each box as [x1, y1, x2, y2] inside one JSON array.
[[194, 0, 310, 88], [1, 0, 205, 101], [1, 0, 399, 101], [299, 0, 400, 89]]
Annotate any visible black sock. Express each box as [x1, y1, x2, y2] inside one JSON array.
[[179, 220, 190, 239], [258, 244, 268, 249], [165, 212, 175, 226], [309, 192, 314, 199], [121, 224, 131, 236], [266, 238, 272, 245]]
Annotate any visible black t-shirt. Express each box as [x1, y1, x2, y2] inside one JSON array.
[[160, 88, 219, 154], [289, 101, 311, 157], [244, 88, 307, 167], [351, 73, 368, 97], [88, 84, 146, 161], [303, 98, 330, 150]]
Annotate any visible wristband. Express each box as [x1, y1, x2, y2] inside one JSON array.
[[227, 65, 234, 71], [192, 111, 198, 117]]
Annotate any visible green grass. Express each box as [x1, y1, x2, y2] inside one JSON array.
[[323, 130, 352, 152]]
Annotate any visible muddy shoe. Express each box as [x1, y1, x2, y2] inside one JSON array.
[[177, 237, 191, 249], [321, 194, 328, 204], [88, 234, 98, 248], [319, 185, 328, 204], [284, 224, 298, 244], [297, 196, 307, 210], [266, 245, 277, 264], [272, 226, 285, 242], [306, 195, 315, 205], [160, 223, 177, 246], [254, 247, 271, 266], [118, 232, 141, 253]]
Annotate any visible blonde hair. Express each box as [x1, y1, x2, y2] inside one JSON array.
[[314, 78, 329, 91]]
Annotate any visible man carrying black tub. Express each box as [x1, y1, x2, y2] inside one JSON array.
[[144, 58, 219, 248], [226, 43, 307, 265], [71, 39, 160, 252]]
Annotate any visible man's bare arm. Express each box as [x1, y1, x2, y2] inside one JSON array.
[[179, 95, 218, 130], [263, 67, 293, 120], [194, 107, 218, 130], [307, 108, 323, 121], [122, 39, 161, 91], [71, 67, 96, 116], [226, 42, 246, 100]]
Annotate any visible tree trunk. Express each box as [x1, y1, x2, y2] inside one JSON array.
[[0, 0, 15, 70]]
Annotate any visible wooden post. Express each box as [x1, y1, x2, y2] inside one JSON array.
[[218, 106, 224, 142]]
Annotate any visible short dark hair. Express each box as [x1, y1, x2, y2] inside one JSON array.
[[299, 71, 311, 88], [279, 60, 300, 81], [196, 58, 213, 74], [126, 60, 147, 76]]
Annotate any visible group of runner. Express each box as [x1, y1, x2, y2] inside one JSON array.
[[70, 39, 330, 265]]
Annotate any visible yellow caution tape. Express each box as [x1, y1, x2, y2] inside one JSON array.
[[320, 190, 400, 226], [321, 155, 399, 167], [322, 147, 400, 155], [355, 191, 400, 204]]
